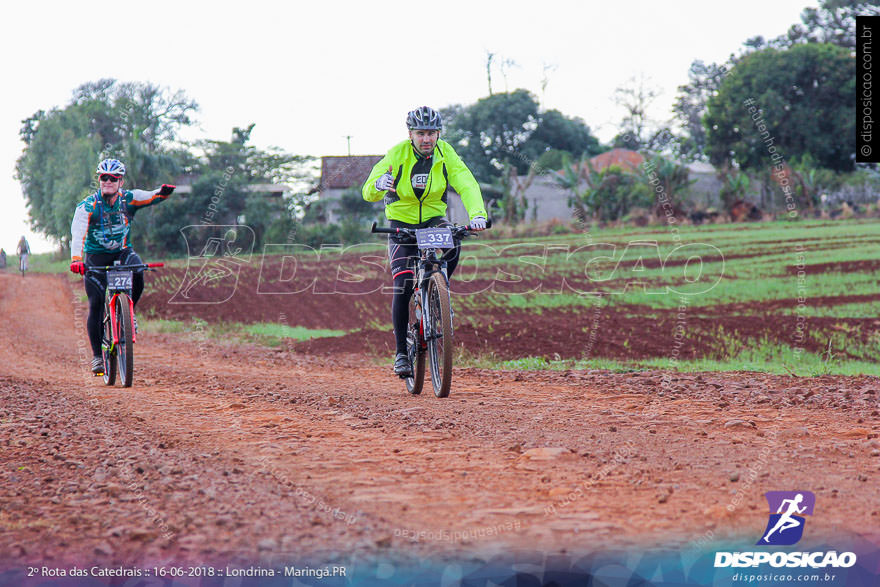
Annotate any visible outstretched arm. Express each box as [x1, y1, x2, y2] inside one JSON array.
[[129, 184, 176, 208]]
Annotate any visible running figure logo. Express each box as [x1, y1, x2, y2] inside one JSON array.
[[758, 491, 816, 546], [169, 225, 255, 304]]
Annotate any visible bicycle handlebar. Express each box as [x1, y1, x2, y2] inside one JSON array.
[[370, 219, 492, 237], [86, 262, 164, 272]]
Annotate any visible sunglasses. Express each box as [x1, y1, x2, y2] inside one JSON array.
[[99, 174, 121, 182]]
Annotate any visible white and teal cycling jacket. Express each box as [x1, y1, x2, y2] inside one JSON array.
[[70, 189, 170, 261]]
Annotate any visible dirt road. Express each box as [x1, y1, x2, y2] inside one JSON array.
[[1, 273, 878, 574]]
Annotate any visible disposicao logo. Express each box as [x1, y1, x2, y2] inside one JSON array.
[[714, 491, 857, 569], [758, 490, 815, 546]]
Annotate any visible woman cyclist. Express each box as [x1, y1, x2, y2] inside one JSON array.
[[69, 158, 175, 374]]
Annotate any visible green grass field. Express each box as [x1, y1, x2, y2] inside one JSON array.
[[456, 219, 880, 375], [141, 318, 346, 347]]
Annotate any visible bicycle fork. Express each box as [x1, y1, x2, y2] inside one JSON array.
[[419, 273, 450, 345], [102, 293, 137, 353], [103, 294, 118, 354], [414, 285, 428, 350]]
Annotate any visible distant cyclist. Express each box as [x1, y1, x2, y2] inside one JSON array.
[[69, 158, 175, 374], [16, 235, 30, 275], [363, 106, 487, 377]]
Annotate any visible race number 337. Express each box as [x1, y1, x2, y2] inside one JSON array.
[[416, 227, 454, 249]]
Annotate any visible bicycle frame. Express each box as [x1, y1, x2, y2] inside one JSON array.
[[371, 221, 490, 395], [104, 290, 136, 348], [87, 261, 163, 350], [413, 248, 450, 343]]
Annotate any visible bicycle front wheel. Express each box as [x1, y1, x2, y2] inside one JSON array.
[[426, 272, 453, 398], [405, 294, 426, 395], [101, 299, 116, 386], [116, 294, 134, 387]]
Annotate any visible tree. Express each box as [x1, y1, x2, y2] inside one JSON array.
[[442, 90, 602, 183], [522, 109, 601, 162], [335, 186, 379, 222], [612, 75, 663, 151], [534, 149, 573, 171], [748, 0, 880, 51], [144, 124, 314, 255], [71, 79, 198, 152], [441, 90, 538, 182], [672, 61, 732, 161], [556, 158, 652, 223], [704, 43, 855, 172], [673, 1, 873, 162], [790, 154, 837, 210], [485, 51, 495, 96], [539, 62, 558, 105], [15, 80, 197, 250], [639, 155, 694, 217], [717, 167, 752, 211], [243, 192, 296, 247], [494, 162, 538, 224], [15, 107, 98, 249]]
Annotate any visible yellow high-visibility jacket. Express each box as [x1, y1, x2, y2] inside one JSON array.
[[362, 139, 486, 224]]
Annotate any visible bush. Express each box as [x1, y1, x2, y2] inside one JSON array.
[[293, 219, 371, 248]]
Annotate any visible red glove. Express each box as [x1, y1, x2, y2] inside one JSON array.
[[70, 261, 85, 275], [158, 184, 175, 196]]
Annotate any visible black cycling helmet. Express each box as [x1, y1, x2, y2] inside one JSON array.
[[406, 106, 442, 130]]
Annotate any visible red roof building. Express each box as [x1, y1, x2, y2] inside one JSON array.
[[318, 155, 382, 190], [586, 148, 645, 173]]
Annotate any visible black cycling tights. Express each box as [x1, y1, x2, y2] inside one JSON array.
[[84, 249, 144, 357], [388, 218, 460, 355]]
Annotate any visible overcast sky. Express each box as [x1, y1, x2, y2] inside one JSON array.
[[1, 0, 816, 253]]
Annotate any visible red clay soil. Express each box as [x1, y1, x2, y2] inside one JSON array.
[[139, 261, 390, 330], [138, 238, 874, 324], [135, 253, 880, 363], [1, 273, 879, 573], [292, 303, 878, 362], [136, 237, 873, 326]]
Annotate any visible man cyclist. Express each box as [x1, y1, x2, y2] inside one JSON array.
[[363, 106, 487, 377], [16, 235, 30, 274], [69, 158, 175, 374]]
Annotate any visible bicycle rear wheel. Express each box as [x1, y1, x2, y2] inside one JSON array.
[[116, 294, 134, 387], [404, 294, 426, 395], [426, 272, 453, 398], [101, 299, 116, 386]]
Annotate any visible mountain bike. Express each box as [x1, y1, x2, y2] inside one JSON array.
[[371, 221, 489, 397], [87, 261, 163, 387]]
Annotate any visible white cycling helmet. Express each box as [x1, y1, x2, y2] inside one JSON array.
[[96, 158, 126, 176]]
